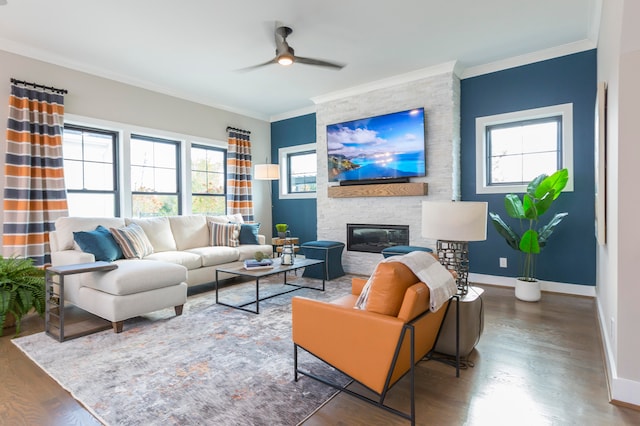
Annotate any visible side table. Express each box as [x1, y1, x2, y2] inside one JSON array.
[[434, 286, 484, 357], [271, 237, 300, 257], [45, 261, 118, 342]]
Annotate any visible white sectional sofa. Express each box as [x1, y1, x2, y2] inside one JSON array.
[[49, 214, 273, 332]]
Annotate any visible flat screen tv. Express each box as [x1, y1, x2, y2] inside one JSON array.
[[327, 107, 426, 184]]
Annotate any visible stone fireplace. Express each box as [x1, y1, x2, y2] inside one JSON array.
[[313, 66, 461, 275]]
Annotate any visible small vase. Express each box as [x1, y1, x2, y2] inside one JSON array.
[[515, 278, 541, 302], [277, 232, 287, 239]]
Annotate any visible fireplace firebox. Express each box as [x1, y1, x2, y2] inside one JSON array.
[[346, 224, 410, 253]]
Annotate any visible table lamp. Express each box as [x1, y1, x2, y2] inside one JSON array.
[[421, 200, 488, 295]]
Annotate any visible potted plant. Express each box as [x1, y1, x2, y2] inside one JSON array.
[[488, 168, 569, 302], [275, 223, 288, 239], [0, 256, 46, 336]]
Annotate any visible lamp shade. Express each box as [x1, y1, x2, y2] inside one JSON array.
[[254, 164, 280, 180], [421, 201, 488, 241]]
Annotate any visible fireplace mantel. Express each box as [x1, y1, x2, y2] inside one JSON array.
[[327, 182, 427, 198]]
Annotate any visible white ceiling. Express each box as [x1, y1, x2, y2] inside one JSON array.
[[0, 0, 600, 121]]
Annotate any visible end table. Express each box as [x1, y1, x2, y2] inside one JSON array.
[[271, 236, 300, 257], [45, 261, 118, 342], [434, 286, 484, 357]]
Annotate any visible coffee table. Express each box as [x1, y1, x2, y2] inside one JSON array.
[[215, 257, 325, 314]]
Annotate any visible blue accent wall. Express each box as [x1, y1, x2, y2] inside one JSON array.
[[461, 50, 597, 285], [270, 113, 318, 244]]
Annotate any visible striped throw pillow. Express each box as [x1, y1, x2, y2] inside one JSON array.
[[209, 222, 240, 247], [110, 223, 154, 259]]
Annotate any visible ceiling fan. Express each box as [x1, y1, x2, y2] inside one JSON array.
[[239, 24, 345, 71]]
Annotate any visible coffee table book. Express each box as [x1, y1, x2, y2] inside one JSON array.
[[244, 259, 274, 270]]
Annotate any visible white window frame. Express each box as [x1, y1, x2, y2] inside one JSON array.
[[278, 143, 317, 200], [190, 144, 227, 215], [64, 114, 226, 217], [475, 103, 574, 194]]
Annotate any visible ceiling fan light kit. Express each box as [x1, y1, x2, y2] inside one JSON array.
[[277, 54, 294, 66]]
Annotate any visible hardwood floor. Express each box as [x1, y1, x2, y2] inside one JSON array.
[[1, 285, 639, 425], [0, 307, 101, 425]]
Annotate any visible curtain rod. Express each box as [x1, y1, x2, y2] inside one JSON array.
[[226, 126, 251, 135], [10, 78, 68, 94]]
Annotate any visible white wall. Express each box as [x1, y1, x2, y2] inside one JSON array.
[[0, 50, 273, 242], [314, 71, 460, 275], [597, 0, 640, 406], [616, 0, 640, 390]]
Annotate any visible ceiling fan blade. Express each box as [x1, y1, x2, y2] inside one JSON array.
[[295, 56, 345, 70], [235, 58, 278, 72]]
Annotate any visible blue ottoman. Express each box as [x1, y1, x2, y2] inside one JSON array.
[[301, 241, 345, 280], [381, 245, 433, 258]]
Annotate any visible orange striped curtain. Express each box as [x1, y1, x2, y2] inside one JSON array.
[[226, 129, 254, 222], [3, 83, 68, 266]]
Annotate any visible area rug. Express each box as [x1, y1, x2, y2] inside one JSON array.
[[12, 274, 354, 425]]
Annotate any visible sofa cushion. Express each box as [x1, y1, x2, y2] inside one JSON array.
[[209, 222, 240, 247], [169, 215, 209, 250], [235, 222, 261, 245], [207, 216, 229, 225], [54, 217, 126, 250], [186, 246, 240, 267], [357, 262, 419, 317], [207, 213, 244, 224], [127, 217, 177, 252], [110, 223, 155, 259], [73, 225, 123, 262], [81, 260, 187, 296], [144, 251, 203, 270]]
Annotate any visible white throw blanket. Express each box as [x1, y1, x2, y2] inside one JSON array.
[[355, 251, 458, 312]]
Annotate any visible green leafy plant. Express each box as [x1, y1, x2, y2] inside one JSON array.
[[0, 256, 46, 336], [254, 251, 267, 262], [489, 168, 569, 282], [275, 224, 288, 233]]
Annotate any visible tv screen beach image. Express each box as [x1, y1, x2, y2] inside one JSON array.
[[327, 108, 426, 182]]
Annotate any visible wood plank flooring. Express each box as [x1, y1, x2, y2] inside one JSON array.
[[1, 285, 639, 425]]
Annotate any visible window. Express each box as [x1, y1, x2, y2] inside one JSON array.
[[288, 150, 317, 193], [476, 104, 574, 194], [130, 135, 180, 217], [487, 116, 561, 185], [62, 125, 119, 216], [278, 143, 317, 199], [191, 144, 226, 215], [63, 114, 226, 217]]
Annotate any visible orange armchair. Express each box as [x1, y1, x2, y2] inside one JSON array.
[[292, 261, 458, 425]]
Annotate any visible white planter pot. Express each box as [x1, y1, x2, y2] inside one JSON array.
[[515, 278, 541, 302]]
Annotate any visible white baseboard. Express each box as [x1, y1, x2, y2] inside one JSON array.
[[468, 273, 596, 297], [596, 298, 640, 407]]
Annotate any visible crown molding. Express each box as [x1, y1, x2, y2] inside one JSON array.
[[270, 105, 317, 123], [0, 40, 270, 121], [311, 61, 458, 105], [460, 39, 597, 79]]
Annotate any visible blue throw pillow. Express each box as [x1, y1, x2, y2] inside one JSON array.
[[73, 225, 123, 262], [236, 222, 261, 245]]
